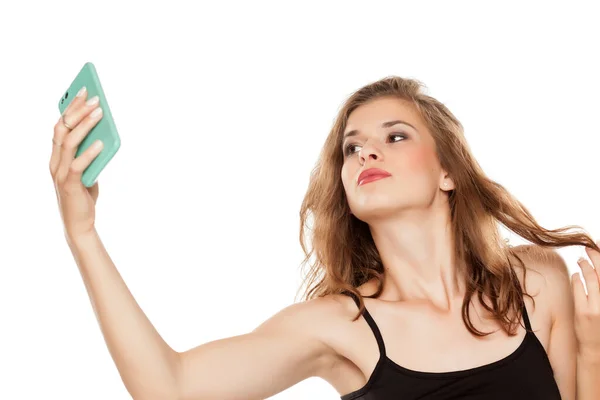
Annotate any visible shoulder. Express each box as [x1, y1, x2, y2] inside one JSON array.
[[252, 292, 363, 370], [265, 292, 361, 327], [510, 246, 576, 350], [511, 243, 569, 274], [510, 245, 577, 398], [253, 294, 355, 340], [511, 244, 572, 318]]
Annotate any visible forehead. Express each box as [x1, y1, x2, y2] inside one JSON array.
[[345, 97, 422, 131]]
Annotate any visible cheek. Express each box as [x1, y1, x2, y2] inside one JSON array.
[[396, 148, 440, 190], [341, 163, 361, 206], [340, 164, 355, 188], [400, 147, 433, 173]]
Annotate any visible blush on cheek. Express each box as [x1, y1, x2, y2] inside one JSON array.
[[402, 148, 433, 172]]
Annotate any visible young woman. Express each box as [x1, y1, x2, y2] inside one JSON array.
[[50, 77, 600, 399]]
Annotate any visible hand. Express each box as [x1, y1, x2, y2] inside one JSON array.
[[572, 240, 600, 358], [49, 86, 104, 239]]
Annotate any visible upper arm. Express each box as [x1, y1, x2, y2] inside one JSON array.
[[175, 298, 337, 400], [520, 246, 577, 400]]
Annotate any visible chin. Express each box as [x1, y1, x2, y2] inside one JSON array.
[[351, 201, 402, 222]]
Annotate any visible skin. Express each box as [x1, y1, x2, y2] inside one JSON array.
[[333, 96, 576, 397], [340, 96, 463, 308], [51, 92, 592, 400]]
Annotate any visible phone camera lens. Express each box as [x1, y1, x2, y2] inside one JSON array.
[[65, 91, 69, 99], [61, 98, 64, 104]]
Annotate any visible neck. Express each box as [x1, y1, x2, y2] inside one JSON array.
[[368, 204, 466, 312]]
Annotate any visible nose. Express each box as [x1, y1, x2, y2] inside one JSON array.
[[358, 141, 382, 164]]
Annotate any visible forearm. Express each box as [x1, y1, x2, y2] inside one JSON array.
[[67, 229, 181, 399], [576, 351, 600, 400]]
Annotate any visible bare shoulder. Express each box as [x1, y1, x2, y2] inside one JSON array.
[[174, 293, 362, 399], [259, 291, 360, 332], [299, 289, 381, 392], [510, 244, 574, 341], [509, 244, 577, 399], [252, 291, 364, 373], [511, 244, 571, 298]]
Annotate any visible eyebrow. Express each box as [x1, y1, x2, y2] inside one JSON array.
[[342, 119, 418, 141]]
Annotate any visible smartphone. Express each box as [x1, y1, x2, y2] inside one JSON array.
[[58, 62, 121, 187]]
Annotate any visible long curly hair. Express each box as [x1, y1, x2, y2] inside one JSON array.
[[296, 75, 599, 336]]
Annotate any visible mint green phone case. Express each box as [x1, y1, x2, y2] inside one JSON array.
[[58, 62, 121, 187]]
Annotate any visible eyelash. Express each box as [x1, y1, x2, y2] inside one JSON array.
[[343, 133, 407, 157]]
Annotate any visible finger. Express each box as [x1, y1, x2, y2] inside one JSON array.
[[55, 106, 104, 183], [64, 140, 104, 188], [572, 272, 588, 312], [578, 256, 600, 309], [52, 90, 101, 175], [51, 87, 91, 175], [54, 87, 89, 143], [585, 241, 600, 274], [64, 85, 94, 113]]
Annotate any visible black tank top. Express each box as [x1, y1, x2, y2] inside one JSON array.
[[340, 292, 562, 400]]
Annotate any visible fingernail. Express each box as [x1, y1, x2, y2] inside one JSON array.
[[86, 96, 99, 106], [578, 256, 586, 263], [76, 86, 87, 97], [90, 107, 103, 118], [92, 140, 104, 150]]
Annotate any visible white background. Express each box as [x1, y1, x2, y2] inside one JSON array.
[[1, 1, 599, 399]]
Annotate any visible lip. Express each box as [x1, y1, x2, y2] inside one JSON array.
[[357, 168, 392, 186]]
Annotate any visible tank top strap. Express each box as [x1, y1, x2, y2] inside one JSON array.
[[344, 291, 387, 357], [522, 299, 532, 331]]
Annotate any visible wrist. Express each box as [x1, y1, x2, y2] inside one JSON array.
[[578, 348, 600, 365], [66, 228, 99, 248]]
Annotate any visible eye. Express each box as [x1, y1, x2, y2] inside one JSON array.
[[389, 133, 406, 143], [344, 144, 356, 156], [343, 133, 407, 157]]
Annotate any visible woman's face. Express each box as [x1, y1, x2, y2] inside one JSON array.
[[340, 97, 446, 222]]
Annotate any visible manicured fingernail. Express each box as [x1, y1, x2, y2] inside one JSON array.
[[90, 107, 103, 118], [76, 86, 87, 97], [86, 96, 99, 106], [92, 140, 104, 150], [578, 257, 586, 263]]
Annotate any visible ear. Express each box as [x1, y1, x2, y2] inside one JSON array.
[[440, 173, 455, 191]]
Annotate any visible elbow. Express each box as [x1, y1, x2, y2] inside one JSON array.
[[128, 354, 184, 400], [127, 383, 182, 400]]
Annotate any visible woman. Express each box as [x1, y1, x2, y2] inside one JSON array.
[[50, 77, 600, 399]]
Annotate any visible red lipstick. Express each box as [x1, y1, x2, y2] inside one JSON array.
[[357, 168, 391, 186]]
